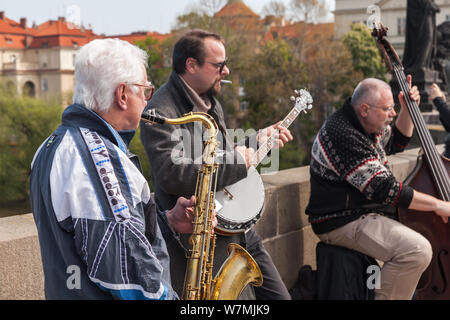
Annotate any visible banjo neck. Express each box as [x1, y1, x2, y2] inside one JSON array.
[[252, 89, 313, 167], [253, 107, 301, 166]]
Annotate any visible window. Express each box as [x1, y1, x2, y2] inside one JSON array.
[[352, 20, 367, 26], [42, 55, 48, 68], [42, 78, 48, 92], [397, 17, 406, 36], [10, 55, 16, 63], [240, 101, 249, 112]]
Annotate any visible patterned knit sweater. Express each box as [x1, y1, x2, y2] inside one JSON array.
[[305, 98, 414, 234]]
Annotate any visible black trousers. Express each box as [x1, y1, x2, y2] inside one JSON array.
[[163, 226, 291, 300], [243, 228, 292, 300]]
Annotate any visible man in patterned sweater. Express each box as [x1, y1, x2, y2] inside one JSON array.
[[306, 76, 450, 299]]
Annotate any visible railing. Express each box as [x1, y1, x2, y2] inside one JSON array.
[[2, 61, 40, 71], [0, 146, 434, 299]]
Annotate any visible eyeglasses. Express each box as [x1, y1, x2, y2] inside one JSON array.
[[206, 59, 228, 73], [368, 104, 395, 113], [128, 82, 155, 101]]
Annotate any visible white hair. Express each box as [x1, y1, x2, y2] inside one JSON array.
[[73, 38, 148, 113]]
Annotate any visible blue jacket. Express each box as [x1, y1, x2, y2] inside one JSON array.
[[30, 104, 178, 300]]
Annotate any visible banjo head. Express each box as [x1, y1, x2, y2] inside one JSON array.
[[215, 166, 265, 234]]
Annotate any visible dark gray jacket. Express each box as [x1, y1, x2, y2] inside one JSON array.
[[140, 71, 248, 211], [140, 72, 252, 295]]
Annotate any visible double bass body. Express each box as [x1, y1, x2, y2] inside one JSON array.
[[372, 23, 450, 300], [399, 153, 450, 299]]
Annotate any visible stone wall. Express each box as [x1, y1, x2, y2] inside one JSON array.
[[0, 147, 429, 299], [258, 146, 427, 290]]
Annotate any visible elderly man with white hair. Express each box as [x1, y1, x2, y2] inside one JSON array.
[[30, 38, 197, 300], [305, 76, 450, 300]]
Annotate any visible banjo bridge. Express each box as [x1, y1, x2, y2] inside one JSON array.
[[222, 187, 234, 200]]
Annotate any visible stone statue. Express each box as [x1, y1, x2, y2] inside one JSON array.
[[402, 0, 440, 71], [397, 0, 441, 112]]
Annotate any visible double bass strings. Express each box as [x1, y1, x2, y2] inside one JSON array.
[[393, 65, 450, 201], [394, 66, 450, 200]]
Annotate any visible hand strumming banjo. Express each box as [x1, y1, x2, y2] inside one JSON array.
[[215, 89, 313, 234]]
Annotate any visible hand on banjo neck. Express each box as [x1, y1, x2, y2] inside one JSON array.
[[234, 123, 294, 170]]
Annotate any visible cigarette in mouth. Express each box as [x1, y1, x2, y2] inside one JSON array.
[[221, 80, 232, 84]]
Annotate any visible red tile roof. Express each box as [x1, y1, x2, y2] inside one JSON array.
[[0, 13, 169, 50], [0, 17, 35, 35], [27, 17, 99, 49], [263, 22, 335, 42], [33, 18, 95, 37], [0, 34, 28, 49], [0, 13, 36, 49], [215, 0, 258, 18], [107, 31, 169, 43]]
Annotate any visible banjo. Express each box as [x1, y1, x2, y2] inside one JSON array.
[[215, 89, 313, 234]]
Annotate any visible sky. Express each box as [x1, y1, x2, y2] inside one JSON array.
[[0, 0, 335, 36]]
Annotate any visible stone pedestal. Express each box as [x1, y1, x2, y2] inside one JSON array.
[[390, 67, 442, 112]]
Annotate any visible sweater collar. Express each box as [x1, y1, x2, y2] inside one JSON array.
[[342, 97, 376, 140], [169, 71, 217, 113]]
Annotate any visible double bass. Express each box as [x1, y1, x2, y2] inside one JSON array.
[[372, 24, 450, 299]]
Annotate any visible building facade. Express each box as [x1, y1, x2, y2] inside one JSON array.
[[0, 12, 167, 103], [334, 0, 450, 58]]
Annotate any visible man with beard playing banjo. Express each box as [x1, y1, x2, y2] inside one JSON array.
[[140, 29, 293, 300]]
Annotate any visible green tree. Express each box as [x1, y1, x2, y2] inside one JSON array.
[[129, 127, 152, 189], [242, 39, 312, 167], [134, 36, 172, 90], [0, 83, 63, 203], [342, 23, 387, 80]]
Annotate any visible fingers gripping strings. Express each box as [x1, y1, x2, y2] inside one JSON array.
[[393, 65, 450, 201]]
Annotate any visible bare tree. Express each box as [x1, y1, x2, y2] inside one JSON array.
[[290, 0, 329, 24], [262, 0, 287, 18], [198, 0, 227, 15]]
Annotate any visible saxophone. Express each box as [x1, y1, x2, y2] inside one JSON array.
[[142, 110, 263, 300]]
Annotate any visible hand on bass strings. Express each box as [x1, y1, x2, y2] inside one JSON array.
[[398, 74, 421, 109]]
